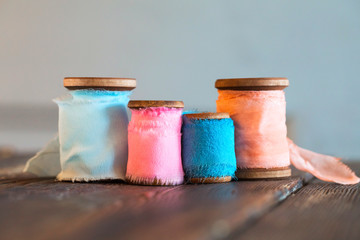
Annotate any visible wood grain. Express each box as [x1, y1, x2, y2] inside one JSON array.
[[0, 154, 305, 240], [0, 152, 33, 179], [58, 178, 303, 240], [232, 162, 360, 240]]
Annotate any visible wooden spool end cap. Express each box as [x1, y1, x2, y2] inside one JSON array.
[[128, 100, 184, 109], [184, 112, 230, 120], [189, 176, 232, 184], [126, 177, 182, 186], [215, 78, 289, 91], [64, 77, 136, 91], [236, 167, 291, 179]]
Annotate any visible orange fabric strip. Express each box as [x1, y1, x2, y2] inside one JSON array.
[[217, 90, 359, 185]]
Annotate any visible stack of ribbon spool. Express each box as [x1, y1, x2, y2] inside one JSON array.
[[182, 112, 237, 183], [126, 100, 185, 186], [215, 77, 291, 179], [25, 76, 359, 186], [215, 77, 359, 184], [56, 77, 136, 182]]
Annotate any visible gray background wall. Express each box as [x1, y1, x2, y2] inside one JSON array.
[[1, 0, 360, 158]]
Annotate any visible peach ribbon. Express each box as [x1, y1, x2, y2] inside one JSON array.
[[217, 90, 359, 185]]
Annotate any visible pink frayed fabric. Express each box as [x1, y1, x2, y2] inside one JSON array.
[[126, 107, 184, 185], [217, 90, 359, 185]]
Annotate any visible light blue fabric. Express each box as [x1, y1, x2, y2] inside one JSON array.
[[54, 90, 131, 181], [182, 116, 237, 179], [23, 135, 61, 177]]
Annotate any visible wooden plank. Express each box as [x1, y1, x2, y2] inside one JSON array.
[[233, 162, 360, 240], [57, 178, 303, 240], [0, 152, 32, 178], [0, 154, 306, 240], [0, 178, 303, 240], [0, 179, 181, 240]]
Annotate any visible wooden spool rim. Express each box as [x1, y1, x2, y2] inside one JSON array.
[[190, 176, 232, 184], [184, 112, 230, 120], [128, 100, 184, 109], [215, 77, 289, 90], [64, 77, 136, 90], [126, 177, 181, 186], [236, 167, 291, 179]]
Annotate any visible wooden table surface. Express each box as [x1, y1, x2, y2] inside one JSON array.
[[0, 153, 359, 240]]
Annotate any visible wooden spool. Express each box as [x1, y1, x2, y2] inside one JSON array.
[[128, 100, 184, 109], [127, 100, 184, 186], [215, 77, 289, 91], [125, 177, 180, 186], [236, 167, 292, 179], [215, 78, 291, 179], [184, 112, 229, 120], [190, 176, 232, 184], [184, 112, 232, 184], [64, 77, 136, 91]]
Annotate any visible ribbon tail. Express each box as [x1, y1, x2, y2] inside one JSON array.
[[288, 138, 359, 185], [23, 135, 61, 177]]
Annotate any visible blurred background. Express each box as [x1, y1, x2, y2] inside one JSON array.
[[0, 0, 359, 158]]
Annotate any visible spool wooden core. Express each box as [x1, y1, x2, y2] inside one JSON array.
[[215, 77, 289, 91], [64, 77, 136, 91], [128, 100, 184, 109], [184, 112, 232, 184], [236, 167, 291, 179]]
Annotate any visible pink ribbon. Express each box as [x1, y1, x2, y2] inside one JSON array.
[[126, 107, 184, 185]]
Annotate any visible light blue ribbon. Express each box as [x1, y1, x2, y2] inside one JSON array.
[[182, 115, 237, 179], [54, 90, 131, 181]]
